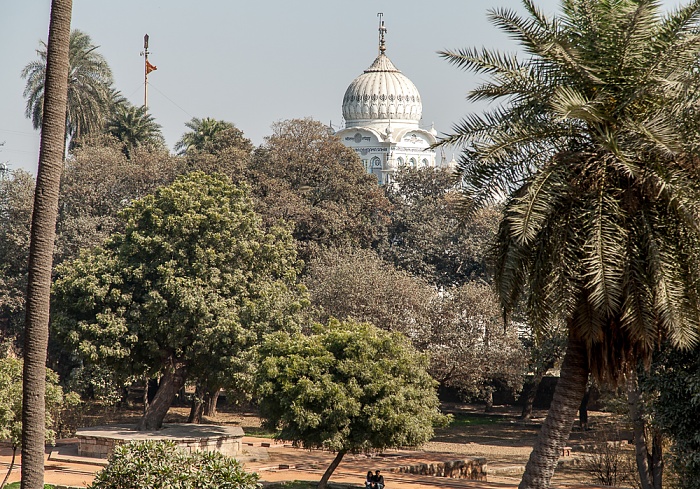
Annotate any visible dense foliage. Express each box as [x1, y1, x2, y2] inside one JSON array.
[[88, 441, 260, 489], [256, 319, 448, 487], [643, 346, 700, 488], [0, 356, 68, 449], [304, 247, 433, 334], [248, 118, 390, 262], [52, 172, 307, 428], [380, 167, 500, 287]]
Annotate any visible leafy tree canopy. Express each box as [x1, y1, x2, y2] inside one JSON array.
[[642, 345, 700, 488], [0, 356, 68, 449], [249, 118, 390, 262], [380, 167, 500, 286], [257, 319, 448, 488], [52, 172, 308, 429], [0, 171, 35, 333], [304, 247, 433, 334]]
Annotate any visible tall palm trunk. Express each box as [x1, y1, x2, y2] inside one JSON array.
[[21, 1, 72, 488], [519, 333, 589, 489]]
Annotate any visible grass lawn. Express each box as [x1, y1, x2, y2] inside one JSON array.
[[5, 484, 53, 489], [448, 413, 505, 427]]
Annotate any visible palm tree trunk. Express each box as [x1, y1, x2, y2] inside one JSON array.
[[518, 333, 589, 489], [317, 450, 346, 489], [21, 2, 72, 489]]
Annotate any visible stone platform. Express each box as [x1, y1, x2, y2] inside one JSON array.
[[76, 423, 244, 458]]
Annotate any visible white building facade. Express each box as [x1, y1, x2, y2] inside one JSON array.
[[336, 18, 448, 184]]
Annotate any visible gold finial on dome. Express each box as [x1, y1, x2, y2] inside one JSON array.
[[377, 13, 387, 54]]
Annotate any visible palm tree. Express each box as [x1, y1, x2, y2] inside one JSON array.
[[440, 1, 700, 488], [22, 0, 72, 488], [21, 29, 113, 150], [106, 104, 165, 158], [174, 117, 236, 154]]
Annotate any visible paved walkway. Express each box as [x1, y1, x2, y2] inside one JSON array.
[[0, 438, 607, 489]]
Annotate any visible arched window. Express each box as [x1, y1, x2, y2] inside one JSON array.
[[397, 157, 405, 166], [421, 158, 429, 167], [409, 158, 417, 168], [370, 156, 382, 183]]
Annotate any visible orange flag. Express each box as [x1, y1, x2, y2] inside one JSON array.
[[146, 60, 157, 74]]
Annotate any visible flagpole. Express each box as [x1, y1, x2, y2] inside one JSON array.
[[143, 34, 149, 110]]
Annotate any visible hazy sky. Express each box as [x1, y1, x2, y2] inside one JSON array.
[[0, 0, 679, 173]]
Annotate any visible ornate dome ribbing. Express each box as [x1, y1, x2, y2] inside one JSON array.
[[342, 53, 422, 126]]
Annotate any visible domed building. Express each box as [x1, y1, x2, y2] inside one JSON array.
[[335, 17, 444, 184]]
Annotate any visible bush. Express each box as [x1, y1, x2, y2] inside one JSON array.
[[582, 426, 638, 487], [87, 441, 260, 489]]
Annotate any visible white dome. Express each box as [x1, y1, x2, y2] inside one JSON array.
[[342, 53, 422, 127]]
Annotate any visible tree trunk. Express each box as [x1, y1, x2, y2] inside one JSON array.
[[518, 333, 589, 489], [137, 360, 187, 431], [578, 386, 590, 431], [627, 371, 663, 489], [203, 388, 221, 417], [484, 386, 494, 413], [1, 446, 17, 489], [142, 376, 149, 415], [188, 384, 204, 424], [521, 366, 547, 420], [317, 450, 346, 489], [651, 429, 663, 489], [21, 2, 72, 489]]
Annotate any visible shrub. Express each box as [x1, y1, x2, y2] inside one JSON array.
[[87, 441, 260, 489]]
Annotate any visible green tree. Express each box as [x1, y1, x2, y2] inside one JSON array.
[[380, 167, 500, 286], [105, 104, 165, 159], [52, 172, 307, 430], [249, 118, 390, 262], [256, 319, 448, 489], [0, 357, 70, 489], [304, 247, 433, 334], [175, 117, 246, 155], [55, 137, 183, 265], [642, 346, 700, 489], [21, 29, 113, 150], [440, 1, 700, 488], [21, 1, 72, 487], [0, 170, 34, 341], [419, 282, 526, 410]]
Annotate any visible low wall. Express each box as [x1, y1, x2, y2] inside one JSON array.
[[76, 424, 244, 459], [390, 458, 487, 480]]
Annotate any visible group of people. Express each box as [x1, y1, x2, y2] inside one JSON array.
[[365, 470, 385, 489]]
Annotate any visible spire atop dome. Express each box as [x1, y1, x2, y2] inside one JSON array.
[[378, 13, 387, 54]]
